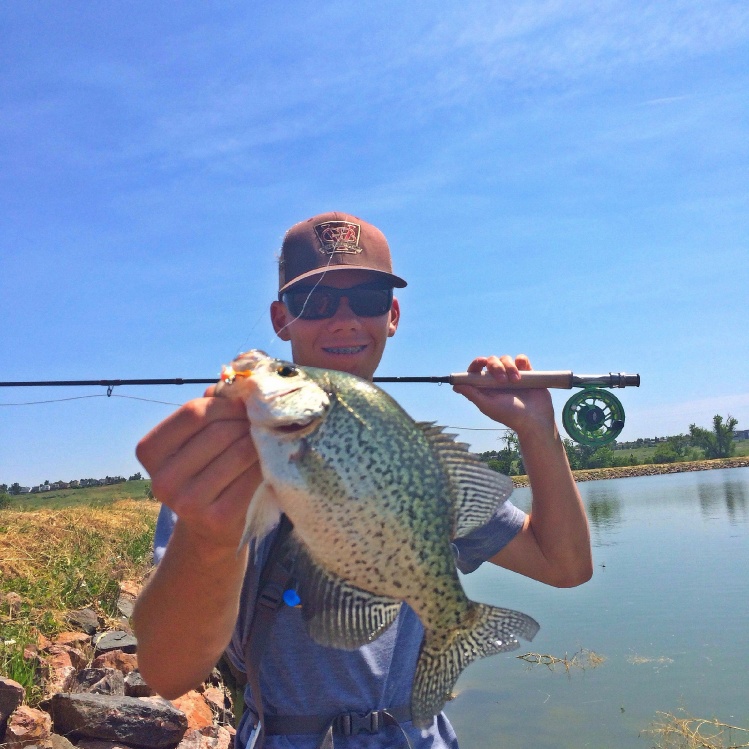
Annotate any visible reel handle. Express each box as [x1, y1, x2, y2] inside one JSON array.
[[448, 371, 640, 390]]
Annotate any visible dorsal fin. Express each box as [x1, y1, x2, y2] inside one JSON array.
[[415, 421, 514, 539]]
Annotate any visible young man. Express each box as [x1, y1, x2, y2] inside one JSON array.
[[133, 212, 592, 749]]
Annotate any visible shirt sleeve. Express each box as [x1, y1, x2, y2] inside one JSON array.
[[153, 503, 177, 565], [452, 499, 526, 574]]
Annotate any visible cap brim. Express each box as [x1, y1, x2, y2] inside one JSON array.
[[279, 265, 407, 294]]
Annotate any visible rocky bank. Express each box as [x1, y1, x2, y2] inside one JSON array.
[[511, 455, 749, 487], [0, 583, 235, 749]]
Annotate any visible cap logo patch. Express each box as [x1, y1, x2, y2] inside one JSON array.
[[314, 220, 362, 255]]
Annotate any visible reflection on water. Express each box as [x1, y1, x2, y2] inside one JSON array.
[[585, 483, 623, 537], [698, 477, 748, 523]]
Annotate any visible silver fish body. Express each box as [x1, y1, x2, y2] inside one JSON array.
[[216, 350, 539, 727]]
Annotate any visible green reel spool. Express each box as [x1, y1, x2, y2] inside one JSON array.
[[562, 387, 626, 447]]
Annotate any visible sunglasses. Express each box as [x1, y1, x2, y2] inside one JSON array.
[[281, 283, 394, 320]]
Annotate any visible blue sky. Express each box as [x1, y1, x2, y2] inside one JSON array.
[[2, 1, 748, 486]]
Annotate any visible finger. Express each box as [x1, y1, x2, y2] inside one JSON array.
[[136, 397, 248, 474], [484, 354, 521, 384], [515, 354, 532, 371], [164, 432, 260, 525], [150, 418, 257, 508], [466, 356, 490, 374]]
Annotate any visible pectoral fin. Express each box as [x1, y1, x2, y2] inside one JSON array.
[[293, 542, 402, 649]]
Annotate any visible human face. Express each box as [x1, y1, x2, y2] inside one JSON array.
[[270, 270, 400, 380]]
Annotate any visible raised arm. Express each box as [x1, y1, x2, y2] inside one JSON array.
[[132, 395, 261, 698], [453, 355, 593, 588]]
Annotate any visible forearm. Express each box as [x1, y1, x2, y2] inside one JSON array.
[[133, 521, 249, 698], [514, 421, 592, 586]]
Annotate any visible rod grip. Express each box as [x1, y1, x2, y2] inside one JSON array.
[[448, 371, 575, 389]]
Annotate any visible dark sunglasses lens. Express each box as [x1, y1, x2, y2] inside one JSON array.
[[283, 286, 393, 319], [348, 288, 393, 316], [284, 289, 337, 319]]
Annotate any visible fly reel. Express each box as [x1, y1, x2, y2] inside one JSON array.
[[561, 388, 626, 447]]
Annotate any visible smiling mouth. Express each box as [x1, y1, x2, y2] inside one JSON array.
[[322, 345, 367, 355]]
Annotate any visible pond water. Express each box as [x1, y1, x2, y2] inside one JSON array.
[[445, 467, 749, 749]]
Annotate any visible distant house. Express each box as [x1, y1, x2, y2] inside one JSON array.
[[734, 429, 749, 441], [18, 487, 31, 493], [69, 480, 80, 488], [40, 484, 51, 492]]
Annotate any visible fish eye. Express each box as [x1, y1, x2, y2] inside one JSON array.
[[277, 364, 298, 378]]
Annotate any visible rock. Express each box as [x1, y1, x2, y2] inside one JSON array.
[[200, 688, 233, 725], [177, 726, 233, 749], [44, 643, 88, 671], [55, 632, 93, 648], [67, 608, 100, 635], [76, 740, 138, 749], [124, 671, 155, 698], [119, 580, 142, 599], [117, 596, 135, 619], [69, 668, 126, 696], [49, 693, 188, 749], [49, 733, 78, 749], [5, 705, 52, 748], [41, 644, 88, 697], [93, 631, 137, 655], [171, 691, 214, 730], [91, 650, 138, 675], [0, 677, 25, 731]]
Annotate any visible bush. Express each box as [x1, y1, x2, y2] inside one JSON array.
[[652, 443, 679, 464], [0, 492, 12, 510]]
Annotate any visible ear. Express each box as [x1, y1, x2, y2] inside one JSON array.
[[387, 297, 400, 338], [270, 300, 292, 341]]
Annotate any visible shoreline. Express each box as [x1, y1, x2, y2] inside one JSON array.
[[511, 456, 749, 487]]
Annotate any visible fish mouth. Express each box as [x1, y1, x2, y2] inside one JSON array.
[[270, 415, 322, 438]]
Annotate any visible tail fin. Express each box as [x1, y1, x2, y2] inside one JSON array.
[[411, 603, 539, 728]]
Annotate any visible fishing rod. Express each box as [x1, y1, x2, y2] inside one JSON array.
[[1, 371, 640, 446]]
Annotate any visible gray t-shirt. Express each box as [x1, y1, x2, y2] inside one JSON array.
[[154, 499, 526, 749]]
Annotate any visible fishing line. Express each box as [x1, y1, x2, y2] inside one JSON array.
[[270, 251, 338, 345], [0, 393, 182, 407], [0, 391, 506, 432]]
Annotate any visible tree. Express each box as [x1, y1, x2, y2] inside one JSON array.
[[128, 472, 143, 481], [9, 482, 21, 495], [0, 492, 11, 510], [689, 414, 738, 459], [0, 483, 7, 494]]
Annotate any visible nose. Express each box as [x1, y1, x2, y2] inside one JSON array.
[[326, 296, 362, 330]]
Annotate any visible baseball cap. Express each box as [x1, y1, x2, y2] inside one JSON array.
[[278, 211, 408, 293]]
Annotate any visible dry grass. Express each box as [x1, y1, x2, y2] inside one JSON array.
[[645, 710, 749, 749], [516, 648, 606, 673], [1, 499, 158, 699]]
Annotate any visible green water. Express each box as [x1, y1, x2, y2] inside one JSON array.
[[446, 467, 749, 748]]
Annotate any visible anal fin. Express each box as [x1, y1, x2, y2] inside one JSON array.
[[411, 602, 539, 728]]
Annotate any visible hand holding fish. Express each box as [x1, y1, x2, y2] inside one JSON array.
[[452, 354, 556, 437], [135, 395, 262, 557]]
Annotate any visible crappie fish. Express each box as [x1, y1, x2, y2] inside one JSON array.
[[216, 349, 539, 727]]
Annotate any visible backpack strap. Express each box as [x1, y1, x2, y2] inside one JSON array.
[[243, 514, 295, 749], [264, 707, 414, 748]]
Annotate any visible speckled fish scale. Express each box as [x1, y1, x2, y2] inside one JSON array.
[[215, 350, 539, 728]]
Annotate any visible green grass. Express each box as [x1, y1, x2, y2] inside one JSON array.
[[613, 439, 749, 463], [0, 491, 159, 703], [4, 479, 152, 510]]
